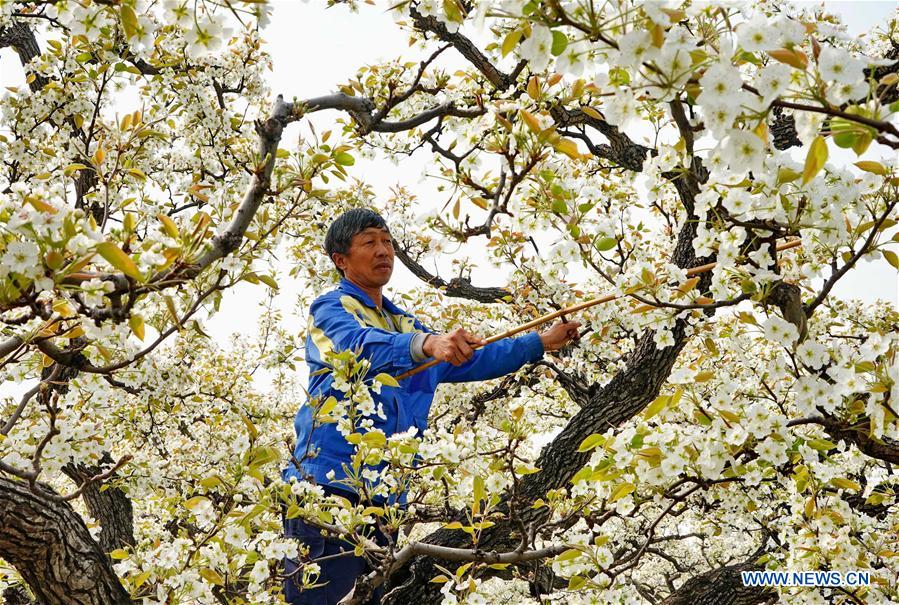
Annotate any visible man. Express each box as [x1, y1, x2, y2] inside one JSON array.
[[282, 208, 580, 604]]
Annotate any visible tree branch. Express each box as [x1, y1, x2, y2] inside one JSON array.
[[393, 242, 510, 303]]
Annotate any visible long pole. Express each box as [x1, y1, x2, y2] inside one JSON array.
[[394, 238, 802, 381]]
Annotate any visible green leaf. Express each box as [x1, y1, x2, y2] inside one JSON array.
[[361, 431, 386, 447], [257, 274, 278, 290], [854, 161, 887, 176], [199, 568, 225, 586], [577, 433, 605, 452], [157, 213, 179, 238], [164, 295, 181, 329], [334, 152, 355, 166], [807, 437, 837, 451], [594, 237, 617, 252], [776, 167, 801, 184], [554, 137, 580, 159], [568, 575, 587, 590], [183, 495, 209, 510], [694, 370, 715, 383], [119, 4, 139, 39], [882, 250, 899, 270], [199, 475, 224, 489], [829, 478, 861, 491], [608, 482, 636, 503], [318, 396, 338, 417], [551, 199, 567, 214], [375, 373, 399, 388], [551, 31, 568, 56], [802, 136, 827, 184], [501, 29, 523, 57], [96, 242, 142, 280], [64, 163, 90, 176], [473, 475, 485, 515], [555, 548, 581, 562], [110, 548, 130, 560], [128, 314, 145, 341], [643, 394, 670, 420], [442, 0, 463, 23]]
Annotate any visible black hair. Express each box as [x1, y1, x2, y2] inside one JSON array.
[[324, 208, 390, 275]]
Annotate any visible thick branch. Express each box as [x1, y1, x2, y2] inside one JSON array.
[[0, 21, 48, 91], [0, 477, 131, 605], [393, 243, 510, 303], [550, 106, 651, 171], [408, 7, 521, 91], [660, 560, 776, 605]]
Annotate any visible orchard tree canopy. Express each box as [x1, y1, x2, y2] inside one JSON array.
[[1, 1, 898, 604]]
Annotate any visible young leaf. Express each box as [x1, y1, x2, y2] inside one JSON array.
[[334, 152, 355, 166], [129, 314, 145, 341], [157, 214, 179, 238], [854, 161, 887, 176], [802, 136, 827, 184], [96, 242, 142, 280], [608, 482, 636, 503], [577, 433, 604, 452], [375, 373, 399, 388], [519, 110, 543, 134], [551, 30, 568, 56], [501, 29, 523, 57], [767, 48, 808, 70], [643, 394, 670, 420], [119, 5, 139, 39]]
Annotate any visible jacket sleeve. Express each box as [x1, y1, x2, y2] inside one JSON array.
[[438, 331, 544, 384], [309, 295, 421, 375]]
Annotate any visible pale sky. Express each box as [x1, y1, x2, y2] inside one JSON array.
[[0, 1, 896, 399]]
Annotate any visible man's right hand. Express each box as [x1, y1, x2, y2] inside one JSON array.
[[422, 328, 487, 366]]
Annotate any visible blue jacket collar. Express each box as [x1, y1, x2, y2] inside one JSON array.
[[338, 278, 405, 316]]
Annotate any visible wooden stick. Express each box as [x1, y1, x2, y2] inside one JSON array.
[[394, 238, 803, 381]]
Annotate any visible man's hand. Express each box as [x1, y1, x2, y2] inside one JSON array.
[[422, 328, 487, 366], [539, 321, 582, 352]]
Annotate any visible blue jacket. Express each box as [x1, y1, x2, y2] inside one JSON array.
[[282, 278, 545, 492]]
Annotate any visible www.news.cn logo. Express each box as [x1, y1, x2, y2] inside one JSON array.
[[741, 570, 871, 587]]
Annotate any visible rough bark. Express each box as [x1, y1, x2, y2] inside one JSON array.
[[660, 561, 776, 605], [0, 20, 48, 91], [0, 477, 131, 605], [62, 459, 135, 553], [822, 417, 899, 465], [393, 244, 510, 303], [2, 585, 34, 605], [409, 7, 522, 91]]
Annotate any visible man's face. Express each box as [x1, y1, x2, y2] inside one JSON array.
[[332, 227, 394, 288]]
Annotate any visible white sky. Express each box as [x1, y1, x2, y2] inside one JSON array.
[[0, 1, 897, 398]]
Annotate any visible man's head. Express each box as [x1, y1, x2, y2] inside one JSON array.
[[324, 208, 394, 287]]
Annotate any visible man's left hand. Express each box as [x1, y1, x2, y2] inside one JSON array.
[[539, 321, 582, 352]]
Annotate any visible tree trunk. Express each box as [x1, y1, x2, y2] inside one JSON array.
[[62, 460, 135, 553], [0, 477, 131, 605], [661, 561, 776, 605]]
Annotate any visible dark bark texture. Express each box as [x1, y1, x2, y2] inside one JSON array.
[[660, 561, 776, 605], [62, 460, 135, 554], [0, 477, 131, 605]]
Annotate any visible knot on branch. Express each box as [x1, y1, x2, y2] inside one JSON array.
[[766, 281, 808, 343], [770, 106, 802, 151]]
